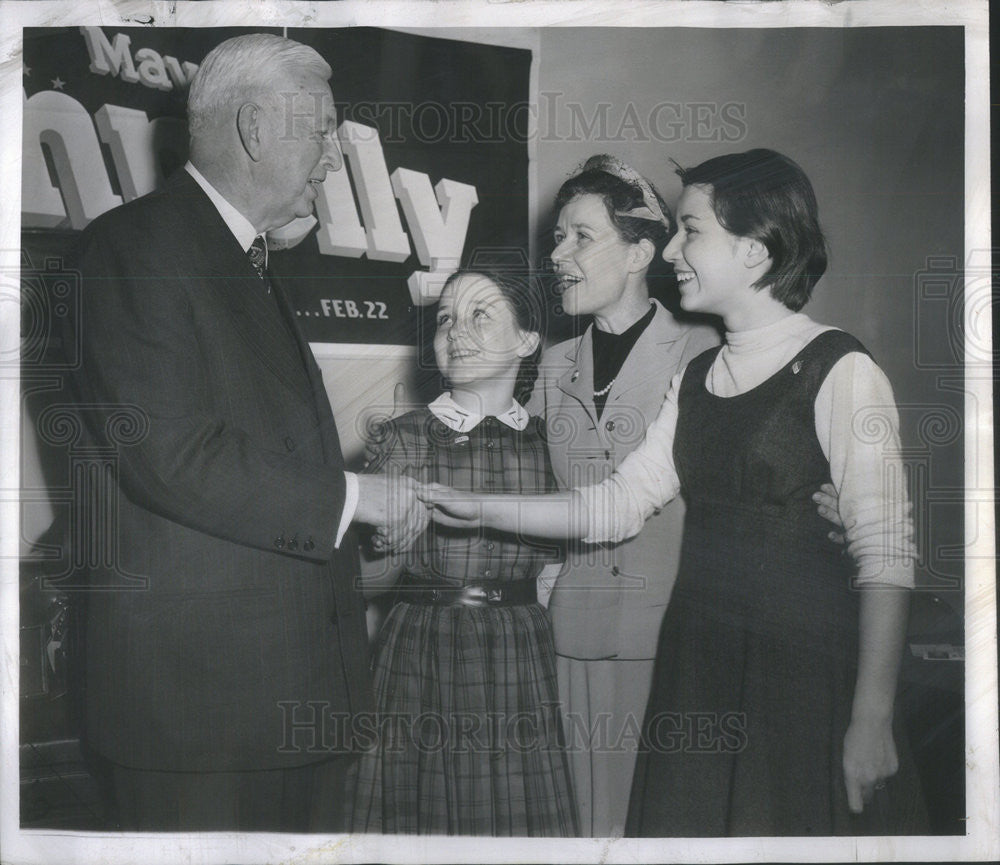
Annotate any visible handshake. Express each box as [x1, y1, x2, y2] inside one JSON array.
[[354, 474, 482, 553]]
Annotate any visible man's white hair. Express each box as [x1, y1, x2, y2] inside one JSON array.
[[188, 34, 331, 137]]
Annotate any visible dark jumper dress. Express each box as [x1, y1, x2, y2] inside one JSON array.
[[350, 408, 578, 836], [626, 331, 926, 836]]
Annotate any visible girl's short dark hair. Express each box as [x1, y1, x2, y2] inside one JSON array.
[[554, 163, 672, 253], [441, 268, 546, 405], [676, 148, 827, 311]]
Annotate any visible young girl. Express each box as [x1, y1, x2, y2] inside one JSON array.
[[350, 269, 578, 836], [423, 150, 927, 836]]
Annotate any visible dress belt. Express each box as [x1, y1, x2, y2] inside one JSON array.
[[394, 579, 537, 607]]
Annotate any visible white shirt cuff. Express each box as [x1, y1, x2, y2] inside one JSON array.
[[336, 472, 360, 549]]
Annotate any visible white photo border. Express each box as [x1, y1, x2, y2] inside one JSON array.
[[1, 1, 993, 863]]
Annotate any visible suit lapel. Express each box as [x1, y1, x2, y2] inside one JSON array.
[[215, 259, 318, 408], [608, 300, 689, 414], [556, 326, 600, 433], [268, 274, 345, 468], [173, 172, 317, 408]]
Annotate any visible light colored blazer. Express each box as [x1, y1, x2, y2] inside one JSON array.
[[528, 300, 719, 660]]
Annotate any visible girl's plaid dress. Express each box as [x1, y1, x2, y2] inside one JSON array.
[[349, 402, 579, 836]]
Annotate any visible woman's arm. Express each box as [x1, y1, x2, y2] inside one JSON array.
[[815, 353, 915, 812], [424, 370, 686, 541], [420, 488, 588, 538], [842, 585, 910, 812], [815, 353, 915, 587]]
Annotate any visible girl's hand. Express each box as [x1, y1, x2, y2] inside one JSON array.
[[842, 715, 899, 813], [417, 482, 484, 528]]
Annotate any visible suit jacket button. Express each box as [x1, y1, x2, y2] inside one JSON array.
[[304, 537, 315, 551], [285, 436, 296, 451], [287, 536, 299, 551], [274, 535, 285, 549], [605, 420, 616, 432], [611, 566, 621, 576]]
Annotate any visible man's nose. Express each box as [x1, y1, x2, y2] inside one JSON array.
[[320, 130, 343, 173]]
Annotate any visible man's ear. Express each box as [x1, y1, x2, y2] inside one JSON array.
[[517, 330, 541, 359], [236, 102, 263, 162], [743, 237, 771, 270], [627, 237, 656, 273]]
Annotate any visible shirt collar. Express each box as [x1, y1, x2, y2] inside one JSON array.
[[185, 162, 265, 265], [428, 392, 530, 432]]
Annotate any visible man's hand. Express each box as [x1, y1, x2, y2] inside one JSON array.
[[813, 482, 846, 545], [355, 473, 429, 552]]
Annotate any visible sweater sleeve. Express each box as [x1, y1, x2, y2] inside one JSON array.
[[814, 353, 916, 588], [575, 369, 684, 543]]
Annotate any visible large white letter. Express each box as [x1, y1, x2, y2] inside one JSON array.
[[79, 27, 139, 83], [135, 47, 171, 92], [23, 91, 122, 229], [163, 56, 199, 89], [391, 169, 478, 305], [314, 155, 367, 258], [338, 120, 410, 263], [94, 105, 185, 201], [391, 170, 478, 269]]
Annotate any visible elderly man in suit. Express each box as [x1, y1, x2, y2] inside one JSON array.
[[66, 33, 424, 832]]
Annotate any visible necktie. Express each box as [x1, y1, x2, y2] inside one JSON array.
[[247, 235, 267, 280]]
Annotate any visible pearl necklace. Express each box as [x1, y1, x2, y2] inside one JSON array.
[[593, 377, 616, 397]]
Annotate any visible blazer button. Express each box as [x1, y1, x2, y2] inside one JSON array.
[[285, 436, 296, 451], [486, 542, 495, 552], [304, 537, 315, 552], [274, 535, 286, 549], [611, 566, 621, 576], [605, 419, 616, 432], [287, 535, 299, 551]]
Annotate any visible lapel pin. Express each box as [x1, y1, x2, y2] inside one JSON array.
[[571, 370, 579, 383], [791, 361, 802, 374]]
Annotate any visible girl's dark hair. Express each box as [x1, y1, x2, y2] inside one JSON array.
[[675, 148, 827, 311], [440, 268, 545, 405], [554, 162, 673, 253]]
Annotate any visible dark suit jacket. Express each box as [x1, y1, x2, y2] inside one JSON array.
[[67, 170, 373, 772]]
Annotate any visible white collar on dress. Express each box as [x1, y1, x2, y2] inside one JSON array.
[[428, 392, 530, 432], [185, 162, 265, 265]]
